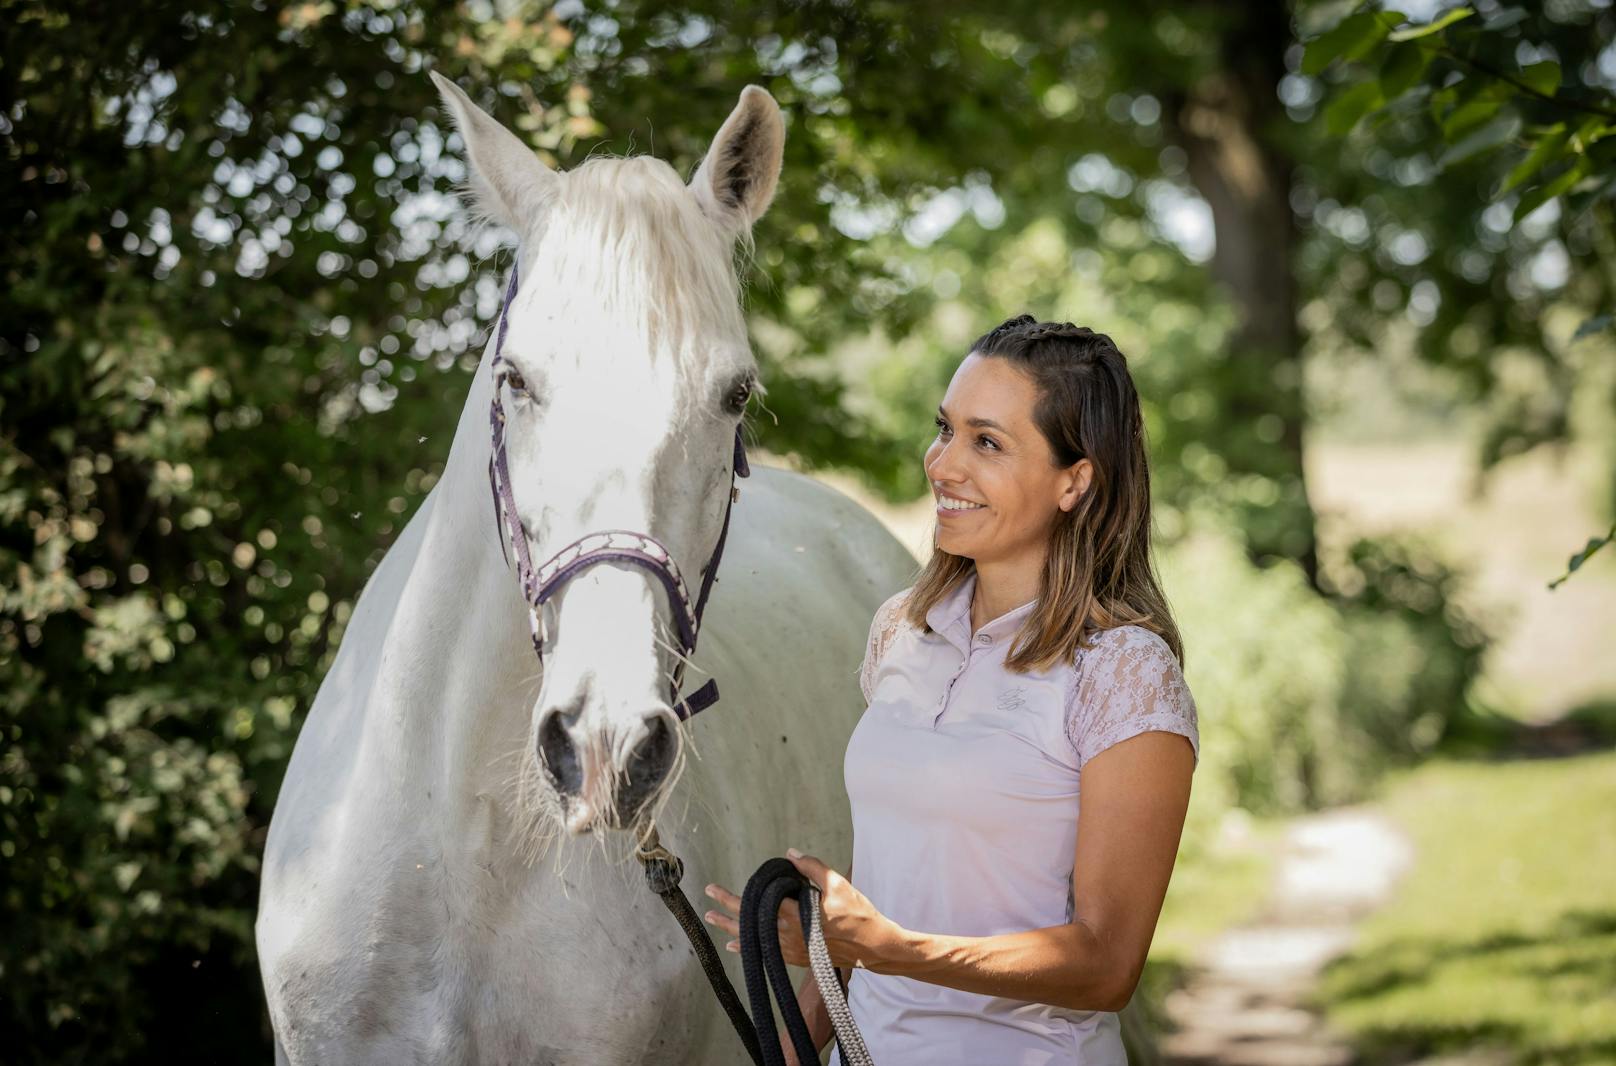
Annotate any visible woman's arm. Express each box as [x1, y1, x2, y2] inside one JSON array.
[[869, 732, 1193, 1012]]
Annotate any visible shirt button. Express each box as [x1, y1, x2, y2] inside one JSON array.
[[977, 634, 992, 645]]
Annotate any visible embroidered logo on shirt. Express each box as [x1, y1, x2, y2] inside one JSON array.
[[996, 686, 1028, 712]]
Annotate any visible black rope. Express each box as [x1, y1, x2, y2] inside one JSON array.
[[639, 849, 765, 1066], [638, 828, 869, 1065], [740, 857, 825, 1066]]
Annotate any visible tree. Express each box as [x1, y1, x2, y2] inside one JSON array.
[[1300, 0, 1616, 588]]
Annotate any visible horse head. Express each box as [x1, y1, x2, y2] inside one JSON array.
[[430, 71, 784, 840]]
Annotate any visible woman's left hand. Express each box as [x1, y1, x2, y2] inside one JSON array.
[[703, 848, 905, 973]]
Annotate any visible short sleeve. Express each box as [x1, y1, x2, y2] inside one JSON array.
[[1065, 626, 1199, 771], [857, 589, 911, 705]]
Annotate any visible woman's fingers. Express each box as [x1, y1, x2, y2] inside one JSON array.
[[703, 880, 812, 967], [702, 883, 738, 937], [704, 882, 740, 908]]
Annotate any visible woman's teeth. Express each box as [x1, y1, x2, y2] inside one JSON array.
[[940, 496, 984, 511]]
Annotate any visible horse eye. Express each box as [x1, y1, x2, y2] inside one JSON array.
[[726, 381, 753, 415], [505, 369, 528, 395]]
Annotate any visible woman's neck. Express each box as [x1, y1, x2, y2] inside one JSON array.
[[969, 555, 1043, 632]]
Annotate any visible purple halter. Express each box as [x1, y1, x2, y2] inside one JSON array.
[[485, 261, 750, 721]]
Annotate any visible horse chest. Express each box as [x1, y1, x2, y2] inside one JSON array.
[[265, 839, 707, 1065]]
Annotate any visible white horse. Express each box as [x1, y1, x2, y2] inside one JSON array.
[[256, 74, 916, 1064]]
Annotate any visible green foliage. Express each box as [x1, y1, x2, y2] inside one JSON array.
[[1161, 519, 1491, 813], [1301, 0, 1616, 581]]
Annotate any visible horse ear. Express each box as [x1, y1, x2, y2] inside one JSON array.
[[688, 85, 785, 237], [430, 70, 557, 235]]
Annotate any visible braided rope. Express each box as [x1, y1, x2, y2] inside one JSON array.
[[803, 884, 873, 1066]]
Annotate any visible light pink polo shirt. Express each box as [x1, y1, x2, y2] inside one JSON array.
[[831, 570, 1199, 1066]]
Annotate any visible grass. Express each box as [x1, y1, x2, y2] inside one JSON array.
[[1314, 749, 1616, 1066]]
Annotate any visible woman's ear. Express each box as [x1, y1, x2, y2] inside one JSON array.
[[1058, 458, 1094, 512], [688, 85, 785, 239], [429, 70, 559, 237]]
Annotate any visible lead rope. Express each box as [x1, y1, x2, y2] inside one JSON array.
[[740, 857, 875, 1066], [803, 885, 873, 1065], [635, 827, 875, 1065], [635, 825, 764, 1065]]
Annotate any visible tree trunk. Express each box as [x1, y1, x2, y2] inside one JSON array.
[[1163, 1, 1321, 587]]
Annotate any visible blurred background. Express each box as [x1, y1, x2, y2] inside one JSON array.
[[3, 0, 1613, 1062]]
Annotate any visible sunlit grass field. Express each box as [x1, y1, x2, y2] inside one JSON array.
[[1315, 751, 1616, 1065]]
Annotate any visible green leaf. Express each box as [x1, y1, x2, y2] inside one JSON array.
[[1303, 9, 1397, 76], [1442, 92, 1506, 141], [1518, 60, 1562, 98], [1436, 112, 1521, 170], [1570, 114, 1611, 151], [1549, 525, 1616, 588], [1325, 79, 1386, 135], [1379, 41, 1434, 98], [1571, 313, 1612, 342], [1499, 123, 1568, 195], [1513, 155, 1592, 223], [1388, 6, 1475, 41]]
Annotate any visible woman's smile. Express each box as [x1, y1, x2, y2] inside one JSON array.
[[936, 490, 987, 516]]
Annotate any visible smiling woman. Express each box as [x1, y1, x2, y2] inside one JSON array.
[[705, 315, 1199, 1065]]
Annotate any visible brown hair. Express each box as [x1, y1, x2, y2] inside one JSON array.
[[902, 314, 1184, 669]]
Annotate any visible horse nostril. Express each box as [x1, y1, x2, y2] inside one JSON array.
[[621, 713, 677, 809], [538, 708, 582, 795]]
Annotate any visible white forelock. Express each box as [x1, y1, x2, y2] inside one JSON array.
[[515, 153, 752, 407]]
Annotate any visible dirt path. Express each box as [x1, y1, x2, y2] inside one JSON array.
[[1160, 807, 1415, 1066]]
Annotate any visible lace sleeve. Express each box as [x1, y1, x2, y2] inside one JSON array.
[[857, 589, 911, 705], [1065, 626, 1199, 771]]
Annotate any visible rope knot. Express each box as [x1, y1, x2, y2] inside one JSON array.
[[634, 823, 685, 894], [643, 854, 684, 895]]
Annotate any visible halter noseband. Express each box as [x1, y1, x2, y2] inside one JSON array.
[[484, 260, 750, 721]]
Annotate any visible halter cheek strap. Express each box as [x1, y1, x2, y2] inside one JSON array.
[[485, 259, 750, 721]]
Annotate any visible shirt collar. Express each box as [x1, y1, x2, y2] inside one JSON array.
[[925, 569, 1039, 653]]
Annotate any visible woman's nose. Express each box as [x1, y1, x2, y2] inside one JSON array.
[[925, 437, 961, 481]]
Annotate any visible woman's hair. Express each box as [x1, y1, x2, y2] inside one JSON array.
[[901, 314, 1184, 668]]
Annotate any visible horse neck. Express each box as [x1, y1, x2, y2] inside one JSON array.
[[366, 346, 537, 823]]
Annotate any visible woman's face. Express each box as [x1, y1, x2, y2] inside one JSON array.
[[924, 353, 1089, 567]]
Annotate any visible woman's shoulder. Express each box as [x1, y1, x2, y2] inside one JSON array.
[[867, 585, 917, 652], [1065, 622, 1198, 768], [1070, 623, 1191, 707], [858, 585, 919, 704], [874, 585, 915, 622], [1078, 623, 1178, 667]]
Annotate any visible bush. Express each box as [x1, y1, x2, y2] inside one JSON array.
[[1159, 517, 1492, 816]]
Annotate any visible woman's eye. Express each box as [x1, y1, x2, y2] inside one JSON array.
[[934, 417, 996, 451]]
